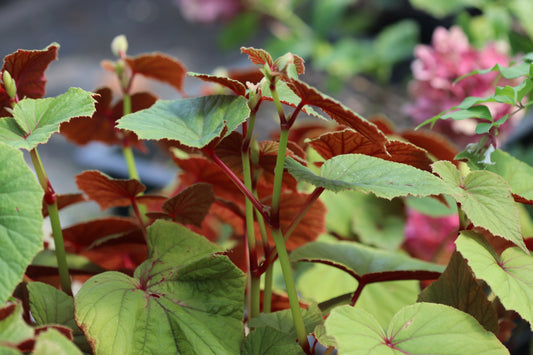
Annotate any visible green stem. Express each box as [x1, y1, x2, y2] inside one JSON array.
[[242, 149, 260, 319], [270, 129, 289, 217], [262, 262, 273, 313], [268, 80, 308, 350], [122, 145, 140, 181], [30, 148, 72, 295], [121, 92, 141, 181], [272, 228, 309, 351]]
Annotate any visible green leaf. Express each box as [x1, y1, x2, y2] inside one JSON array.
[[33, 328, 83, 355], [116, 95, 250, 148], [456, 231, 533, 326], [418, 252, 499, 334], [0, 303, 34, 344], [248, 304, 323, 339], [285, 154, 452, 199], [432, 161, 526, 252], [325, 303, 508, 354], [321, 190, 405, 249], [75, 220, 246, 355], [408, 0, 481, 18], [441, 105, 493, 121], [290, 240, 444, 277], [0, 142, 43, 306], [241, 327, 305, 355], [0, 87, 96, 150], [28, 282, 90, 353], [486, 148, 533, 202]]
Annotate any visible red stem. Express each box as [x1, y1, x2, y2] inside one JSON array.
[[206, 149, 270, 221]]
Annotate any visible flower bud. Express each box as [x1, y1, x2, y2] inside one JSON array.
[[3, 70, 16, 100], [111, 34, 128, 58]]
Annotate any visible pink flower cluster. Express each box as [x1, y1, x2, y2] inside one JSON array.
[[174, 0, 243, 24], [403, 208, 459, 262], [407, 26, 519, 145]]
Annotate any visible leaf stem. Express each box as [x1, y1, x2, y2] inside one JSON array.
[[268, 81, 308, 351], [30, 148, 72, 295], [242, 142, 260, 317], [271, 228, 309, 352], [207, 150, 269, 221], [285, 187, 325, 241]]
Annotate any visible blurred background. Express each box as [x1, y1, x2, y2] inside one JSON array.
[[3, 0, 533, 215]]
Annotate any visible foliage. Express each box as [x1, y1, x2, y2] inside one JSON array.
[[0, 28, 533, 355]]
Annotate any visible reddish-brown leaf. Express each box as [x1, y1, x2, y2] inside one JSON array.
[[228, 66, 264, 85], [61, 88, 155, 150], [62, 216, 141, 251], [173, 155, 245, 206], [189, 73, 247, 96], [241, 47, 274, 67], [82, 242, 147, 272], [401, 129, 460, 165], [2, 43, 58, 99], [286, 79, 389, 153], [146, 183, 215, 227], [262, 192, 327, 251], [76, 170, 146, 210], [125, 53, 187, 94], [42, 193, 86, 217], [370, 115, 396, 135], [309, 128, 434, 171]]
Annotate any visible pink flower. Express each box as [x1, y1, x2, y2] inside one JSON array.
[[175, 0, 243, 23], [406, 26, 520, 145], [403, 208, 458, 262]]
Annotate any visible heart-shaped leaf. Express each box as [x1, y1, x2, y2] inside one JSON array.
[[417, 251, 499, 334], [0, 87, 96, 150], [285, 154, 451, 199], [325, 303, 508, 354], [456, 230, 533, 326], [76, 170, 146, 210], [75, 220, 246, 354], [0, 142, 43, 305], [432, 160, 526, 251], [116, 95, 250, 148]]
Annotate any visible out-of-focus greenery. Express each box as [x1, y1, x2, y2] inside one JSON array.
[[218, 0, 533, 88]]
